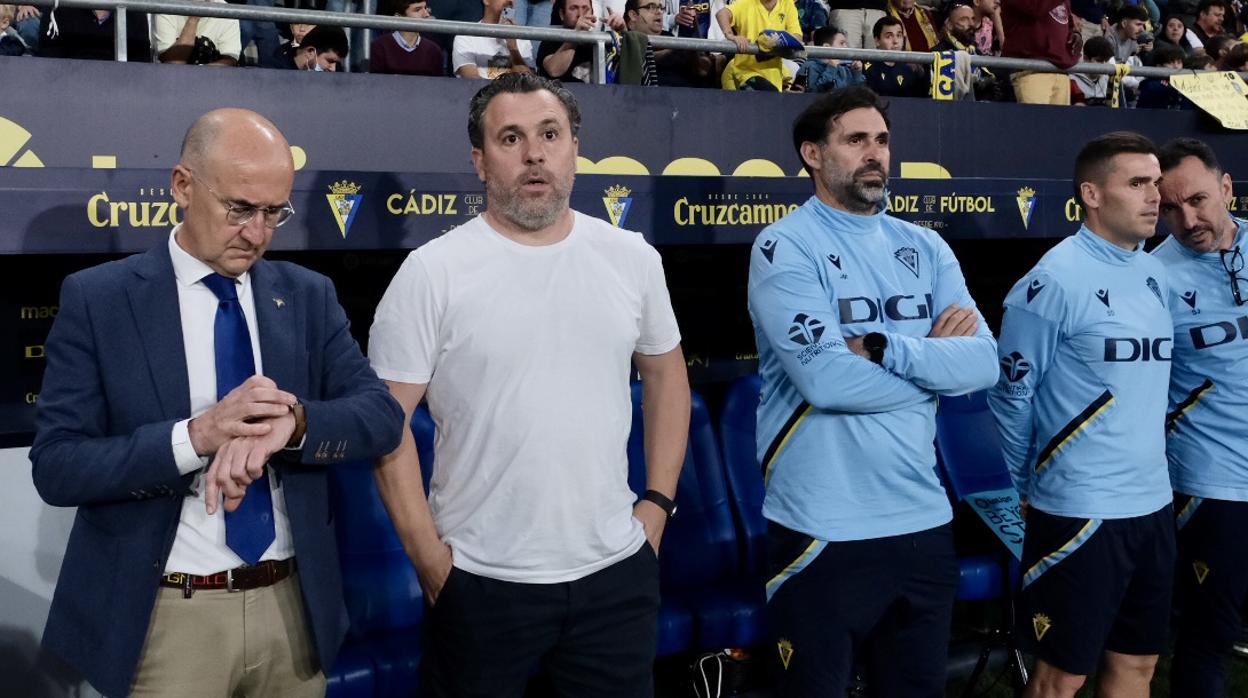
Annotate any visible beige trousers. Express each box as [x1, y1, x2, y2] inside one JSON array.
[[128, 572, 326, 697], [1012, 71, 1073, 105]]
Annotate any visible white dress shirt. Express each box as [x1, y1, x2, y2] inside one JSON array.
[[164, 228, 294, 575]]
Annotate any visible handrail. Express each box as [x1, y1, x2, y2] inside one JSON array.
[[44, 0, 1248, 82]]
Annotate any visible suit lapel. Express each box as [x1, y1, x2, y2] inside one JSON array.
[[127, 244, 192, 420], [252, 260, 303, 395]]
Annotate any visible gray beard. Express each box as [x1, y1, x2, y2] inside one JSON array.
[[486, 177, 573, 231], [828, 176, 886, 213]]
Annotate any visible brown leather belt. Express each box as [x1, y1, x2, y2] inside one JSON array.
[[160, 559, 295, 598]]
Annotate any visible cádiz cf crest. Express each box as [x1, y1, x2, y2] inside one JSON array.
[[1194, 560, 1211, 585], [1032, 613, 1052, 641], [603, 185, 633, 228], [1016, 187, 1037, 230], [326, 180, 363, 239], [777, 638, 794, 670]]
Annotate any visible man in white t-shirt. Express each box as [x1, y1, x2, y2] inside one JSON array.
[[453, 0, 536, 77], [152, 0, 241, 65], [369, 73, 690, 697]]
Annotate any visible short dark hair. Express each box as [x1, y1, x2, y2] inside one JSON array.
[[467, 72, 583, 149], [1159, 137, 1223, 174], [624, 0, 640, 15], [379, 0, 423, 16], [1073, 131, 1158, 206], [1184, 53, 1215, 69], [792, 86, 890, 175], [1224, 42, 1248, 71], [1082, 35, 1114, 61], [1206, 34, 1236, 58], [1115, 4, 1149, 23], [1197, 0, 1230, 14], [555, 0, 593, 24], [811, 26, 843, 46], [873, 15, 902, 39], [302, 25, 350, 58], [1148, 43, 1185, 66]]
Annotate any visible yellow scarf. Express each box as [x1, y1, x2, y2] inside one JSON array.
[[1110, 62, 1132, 108]]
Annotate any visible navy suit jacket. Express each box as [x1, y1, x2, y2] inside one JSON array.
[[31, 242, 404, 698]]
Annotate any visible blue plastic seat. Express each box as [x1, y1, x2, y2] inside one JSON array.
[[326, 404, 441, 698], [325, 643, 377, 698], [934, 391, 1024, 585], [718, 374, 767, 579], [935, 392, 1014, 501], [627, 382, 764, 651], [934, 391, 1028, 694]]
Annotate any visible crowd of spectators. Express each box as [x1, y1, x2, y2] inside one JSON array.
[[0, 0, 1245, 106]]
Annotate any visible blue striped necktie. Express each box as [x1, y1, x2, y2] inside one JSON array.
[[202, 272, 275, 566]]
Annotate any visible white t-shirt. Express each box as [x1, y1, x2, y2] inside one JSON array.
[[152, 0, 242, 61], [369, 212, 681, 584], [1185, 28, 1204, 51], [452, 28, 536, 78]]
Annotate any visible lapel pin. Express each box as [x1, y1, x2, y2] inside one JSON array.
[[273, 297, 286, 309]]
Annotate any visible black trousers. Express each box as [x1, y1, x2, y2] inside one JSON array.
[[1171, 496, 1248, 698], [419, 544, 661, 698], [765, 523, 958, 698]]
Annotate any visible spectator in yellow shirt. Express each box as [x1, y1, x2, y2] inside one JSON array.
[[717, 0, 802, 89]]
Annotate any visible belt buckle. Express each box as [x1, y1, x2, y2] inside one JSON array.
[[226, 568, 238, 593]]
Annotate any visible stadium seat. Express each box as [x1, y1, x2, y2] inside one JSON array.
[[627, 382, 765, 652], [325, 643, 377, 698], [326, 404, 441, 698], [718, 374, 766, 578], [936, 392, 1015, 504], [934, 391, 1028, 695]]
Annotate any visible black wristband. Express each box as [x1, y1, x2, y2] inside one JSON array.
[[642, 489, 677, 518], [864, 332, 888, 365]]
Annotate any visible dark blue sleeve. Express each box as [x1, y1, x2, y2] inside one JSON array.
[[293, 274, 405, 465], [31, 274, 188, 507]]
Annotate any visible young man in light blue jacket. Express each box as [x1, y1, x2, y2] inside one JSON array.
[[991, 132, 1173, 698]]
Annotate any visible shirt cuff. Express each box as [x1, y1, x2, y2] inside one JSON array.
[[172, 419, 209, 475], [880, 331, 918, 378]]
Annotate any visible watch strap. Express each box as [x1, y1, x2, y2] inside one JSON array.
[[642, 489, 677, 518], [865, 332, 887, 365]]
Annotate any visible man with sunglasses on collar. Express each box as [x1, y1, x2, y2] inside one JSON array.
[[31, 108, 404, 698], [1153, 137, 1248, 698]]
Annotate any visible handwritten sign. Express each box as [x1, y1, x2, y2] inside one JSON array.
[[965, 487, 1025, 560], [1170, 71, 1248, 130]]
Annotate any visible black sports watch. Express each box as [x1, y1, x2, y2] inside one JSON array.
[[642, 489, 678, 518], [863, 332, 888, 365]]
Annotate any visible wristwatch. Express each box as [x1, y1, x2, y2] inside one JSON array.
[[642, 490, 678, 519], [285, 402, 307, 449], [863, 332, 888, 365]]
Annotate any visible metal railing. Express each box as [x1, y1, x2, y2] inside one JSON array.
[[44, 0, 1246, 83]]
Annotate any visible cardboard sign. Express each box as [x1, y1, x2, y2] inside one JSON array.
[[1170, 71, 1248, 130]]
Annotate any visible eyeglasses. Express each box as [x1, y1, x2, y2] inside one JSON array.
[[638, 3, 663, 10], [186, 170, 296, 229], [1220, 246, 1248, 306]]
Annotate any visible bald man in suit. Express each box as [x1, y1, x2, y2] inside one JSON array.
[[32, 108, 404, 697]]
